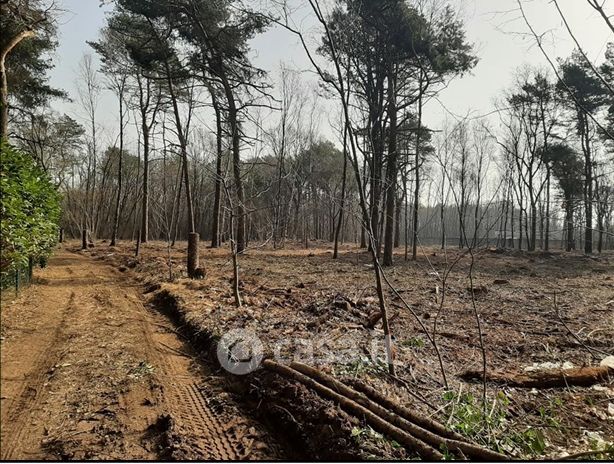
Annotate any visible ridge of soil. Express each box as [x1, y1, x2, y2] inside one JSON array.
[[147, 288, 400, 460]]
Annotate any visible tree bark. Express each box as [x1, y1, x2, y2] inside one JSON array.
[[263, 360, 443, 460], [544, 168, 550, 251], [412, 80, 424, 260], [383, 70, 398, 267], [210, 88, 223, 248], [333, 126, 348, 259], [111, 81, 125, 247], [566, 198, 574, 252], [187, 232, 200, 277], [215, 62, 245, 253], [461, 365, 611, 388], [0, 29, 35, 141]]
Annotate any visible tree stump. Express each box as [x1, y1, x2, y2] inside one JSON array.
[[135, 232, 141, 257], [81, 229, 87, 250], [59, 228, 64, 243], [187, 232, 200, 278]]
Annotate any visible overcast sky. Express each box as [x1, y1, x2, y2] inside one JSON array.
[[47, 0, 613, 150]]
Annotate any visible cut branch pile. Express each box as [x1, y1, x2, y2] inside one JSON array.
[[460, 365, 612, 388], [263, 359, 507, 460]]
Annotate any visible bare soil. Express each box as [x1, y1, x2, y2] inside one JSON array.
[[1, 241, 613, 460], [0, 249, 285, 460], [88, 239, 613, 459]]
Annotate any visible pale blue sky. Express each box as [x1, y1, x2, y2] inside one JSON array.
[[47, 0, 613, 148]]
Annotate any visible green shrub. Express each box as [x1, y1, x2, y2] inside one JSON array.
[[1, 142, 61, 276]]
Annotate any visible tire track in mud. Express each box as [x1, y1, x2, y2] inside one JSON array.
[[1, 250, 282, 460], [136, 305, 240, 460], [0, 293, 75, 460]]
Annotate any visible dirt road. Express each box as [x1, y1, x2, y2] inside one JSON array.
[[0, 248, 281, 460]]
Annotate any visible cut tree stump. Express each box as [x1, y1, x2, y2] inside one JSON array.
[[460, 366, 612, 388], [187, 232, 200, 278]]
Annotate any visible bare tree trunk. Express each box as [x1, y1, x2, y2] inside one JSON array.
[[210, 88, 223, 248], [440, 166, 446, 249], [333, 126, 348, 259], [171, 162, 184, 247], [383, 69, 398, 267], [394, 191, 401, 248], [412, 80, 424, 261], [0, 28, 35, 140], [582, 116, 593, 254], [566, 199, 574, 252], [187, 232, 200, 276], [545, 168, 550, 251], [110, 81, 125, 247], [163, 61, 198, 276], [529, 194, 537, 251], [216, 64, 245, 253], [141, 120, 149, 244]]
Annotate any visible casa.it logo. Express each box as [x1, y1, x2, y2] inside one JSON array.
[[216, 329, 264, 375]]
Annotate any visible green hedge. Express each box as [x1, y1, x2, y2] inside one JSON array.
[[1, 142, 61, 277]]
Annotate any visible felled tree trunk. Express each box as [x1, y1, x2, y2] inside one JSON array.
[[291, 362, 505, 461], [263, 360, 443, 460], [460, 366, 611, 388]]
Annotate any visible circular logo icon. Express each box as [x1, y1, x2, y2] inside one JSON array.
[[216, 329, 264, 375]]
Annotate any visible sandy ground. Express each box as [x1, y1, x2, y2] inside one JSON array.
[[0, 249, 283, 460]]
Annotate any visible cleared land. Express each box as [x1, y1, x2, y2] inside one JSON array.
[[1, 241, 613, 459]]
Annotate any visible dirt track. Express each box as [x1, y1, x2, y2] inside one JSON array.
[[0, 249, 280, 460]]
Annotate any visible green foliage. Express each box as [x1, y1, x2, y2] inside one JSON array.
[[1, 0, 67, 110], [442, 390, 549, 458], [352, 425, 403, 457], [540, 143, 584, 200], [586, 441, 614, 460], [599, 42, 614, 145], [0, 142, 61, 275], [401, 336, 425, 349], [336, 356, 387, 377], [558, 50, 608, 116]]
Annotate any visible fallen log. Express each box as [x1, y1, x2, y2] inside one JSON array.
[[290, 361, 506, 461], [262, 359, 443, 460], [345, 378, 467, 443], [460, 366, 611, 388]]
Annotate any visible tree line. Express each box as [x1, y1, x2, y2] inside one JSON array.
[[1, 0, 613, 279]]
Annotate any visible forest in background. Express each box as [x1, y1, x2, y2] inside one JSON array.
[[2, 1, 614, 460], [1, 0, 613, 283]]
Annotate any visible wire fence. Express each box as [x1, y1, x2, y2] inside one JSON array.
[[0, 259, 35, 298]]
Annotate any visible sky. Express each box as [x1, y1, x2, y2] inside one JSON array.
[[46, 0, 613, 149]]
